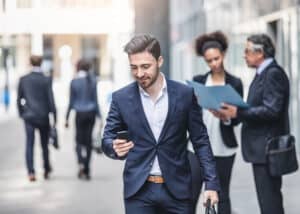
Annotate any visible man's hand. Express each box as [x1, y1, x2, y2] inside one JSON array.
[[113, 139, 134, 157], [218, 103, 238, 119], [209, 109, 230, 122], [203, 190, 219, 207]]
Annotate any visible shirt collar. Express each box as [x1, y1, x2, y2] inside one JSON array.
[[77, 70, 88, 78], [257, 58, 273, 75], [139, 72, 167, 98], [32, 66, 42, 73]]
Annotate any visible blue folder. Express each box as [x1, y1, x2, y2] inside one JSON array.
[[187, 80, 249, 110]]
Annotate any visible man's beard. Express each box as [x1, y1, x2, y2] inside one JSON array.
[[140, 66, 160, 90]]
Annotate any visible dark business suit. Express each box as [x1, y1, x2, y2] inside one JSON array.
[[237, 60, 289, 214], [17, 71, 56, 175], [66, 74, 100, 175], [193, 71, 243, 214], [102, 80, 220, 213]]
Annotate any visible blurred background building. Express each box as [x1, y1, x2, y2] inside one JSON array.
[[0, 0, 134, 116], [134, 0, 170, 77], [170, 0, 300, 147]]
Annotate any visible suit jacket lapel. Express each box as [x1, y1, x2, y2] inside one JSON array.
[[157, 80, 177, 143], [225, 71, 231, 84], [129, 83, 156, 144], [199, 72, 209, 84], [247, 61, 275, 103]]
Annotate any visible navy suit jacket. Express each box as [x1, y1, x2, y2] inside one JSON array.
[[102, 79, 220, 200], [238, 61, 290, 163], [17, 71, 56, 126], [193, 71, 243, 148]]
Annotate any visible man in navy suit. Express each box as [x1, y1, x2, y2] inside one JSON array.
[[102, 34, 220, 213], [17, 55, 56, 182], [219, 34, 290, 214]]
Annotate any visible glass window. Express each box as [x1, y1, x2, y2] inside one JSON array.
[[17, 0, 32, 8]]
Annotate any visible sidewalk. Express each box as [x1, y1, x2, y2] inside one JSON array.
[[0, 118, 125, 214]]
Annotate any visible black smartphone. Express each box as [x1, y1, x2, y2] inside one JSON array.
[[116, 130, 129, 141]]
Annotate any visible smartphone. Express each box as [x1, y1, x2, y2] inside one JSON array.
[[116, 130, 129, 141]]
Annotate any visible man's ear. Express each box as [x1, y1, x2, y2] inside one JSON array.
[[158, 56, 164, 68]]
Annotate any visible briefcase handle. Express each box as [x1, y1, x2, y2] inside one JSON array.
[[205, 199, 217, 214]]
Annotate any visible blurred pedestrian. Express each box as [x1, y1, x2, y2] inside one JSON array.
[[65, 59, 101, 180], [192, 31, 243, 214], [17, 55, 57, 182], [219, 34, 290, 214], [102, 34, 220, 214]]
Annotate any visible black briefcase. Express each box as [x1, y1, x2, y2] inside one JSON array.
[[49, 126, 59, 149], [266, 134, 298, 176]]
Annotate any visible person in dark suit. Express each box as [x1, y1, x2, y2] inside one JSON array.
[[219, 34, 290, 214], [17, 55, 57, 182], [65, 59, 101, 180], [102, 34, 220, 214], [192, 31, 243, 214]]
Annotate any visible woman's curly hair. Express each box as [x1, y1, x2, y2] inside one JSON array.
[[195, 31, 228, 56]]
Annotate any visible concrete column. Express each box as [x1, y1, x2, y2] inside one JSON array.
[[134, 0, 170, 77]]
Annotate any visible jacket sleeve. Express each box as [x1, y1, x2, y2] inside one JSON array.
[[229, 78, 244, 126], [188, 90, 220, 191], [65, 81, 74, 122], [237, 68, 287, 122], [17, 79, 24, 117], [101, 93, 127, 160]]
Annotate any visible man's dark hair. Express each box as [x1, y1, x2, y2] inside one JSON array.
[[30, 55, 43, 66], [76, 58, 91, 71], [247, 34, 276, 58], [124, 34, 161, 60]]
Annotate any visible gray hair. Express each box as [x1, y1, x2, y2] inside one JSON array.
[[247, 34, 275, 58]]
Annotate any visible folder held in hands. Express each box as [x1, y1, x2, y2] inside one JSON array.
[[187, 80, 249, 110]]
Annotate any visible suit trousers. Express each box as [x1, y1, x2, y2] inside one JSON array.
[[24, 121, 50, 174], [75, 111, 96, 174], [125, 182, 194, 214], [215, 154, 235, 214], [252, 164, 284, 214]]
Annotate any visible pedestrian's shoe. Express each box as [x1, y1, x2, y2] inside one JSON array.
[[78, 165, 85, 179], [83, 173, 91, 180], [44, 167, 52, 180], [28, 174, 36, 182], [79, 172, 91, 181]]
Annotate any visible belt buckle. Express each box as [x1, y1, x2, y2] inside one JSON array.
[[148, 175, 163, 183]]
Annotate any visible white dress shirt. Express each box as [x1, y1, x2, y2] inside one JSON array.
[[139, 73, 168, 175], [202, 74, 237, 157]]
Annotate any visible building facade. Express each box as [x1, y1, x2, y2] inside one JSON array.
[[170, 0, 300, 146], [0, 0, 134, 85], [134, 0, 170, 77]]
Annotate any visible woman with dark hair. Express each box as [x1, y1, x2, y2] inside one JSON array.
[[65, 59, 101, 180], [192, 31, 243, 214]]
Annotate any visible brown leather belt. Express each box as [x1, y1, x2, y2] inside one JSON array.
[[147, 175, 164, 183]]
